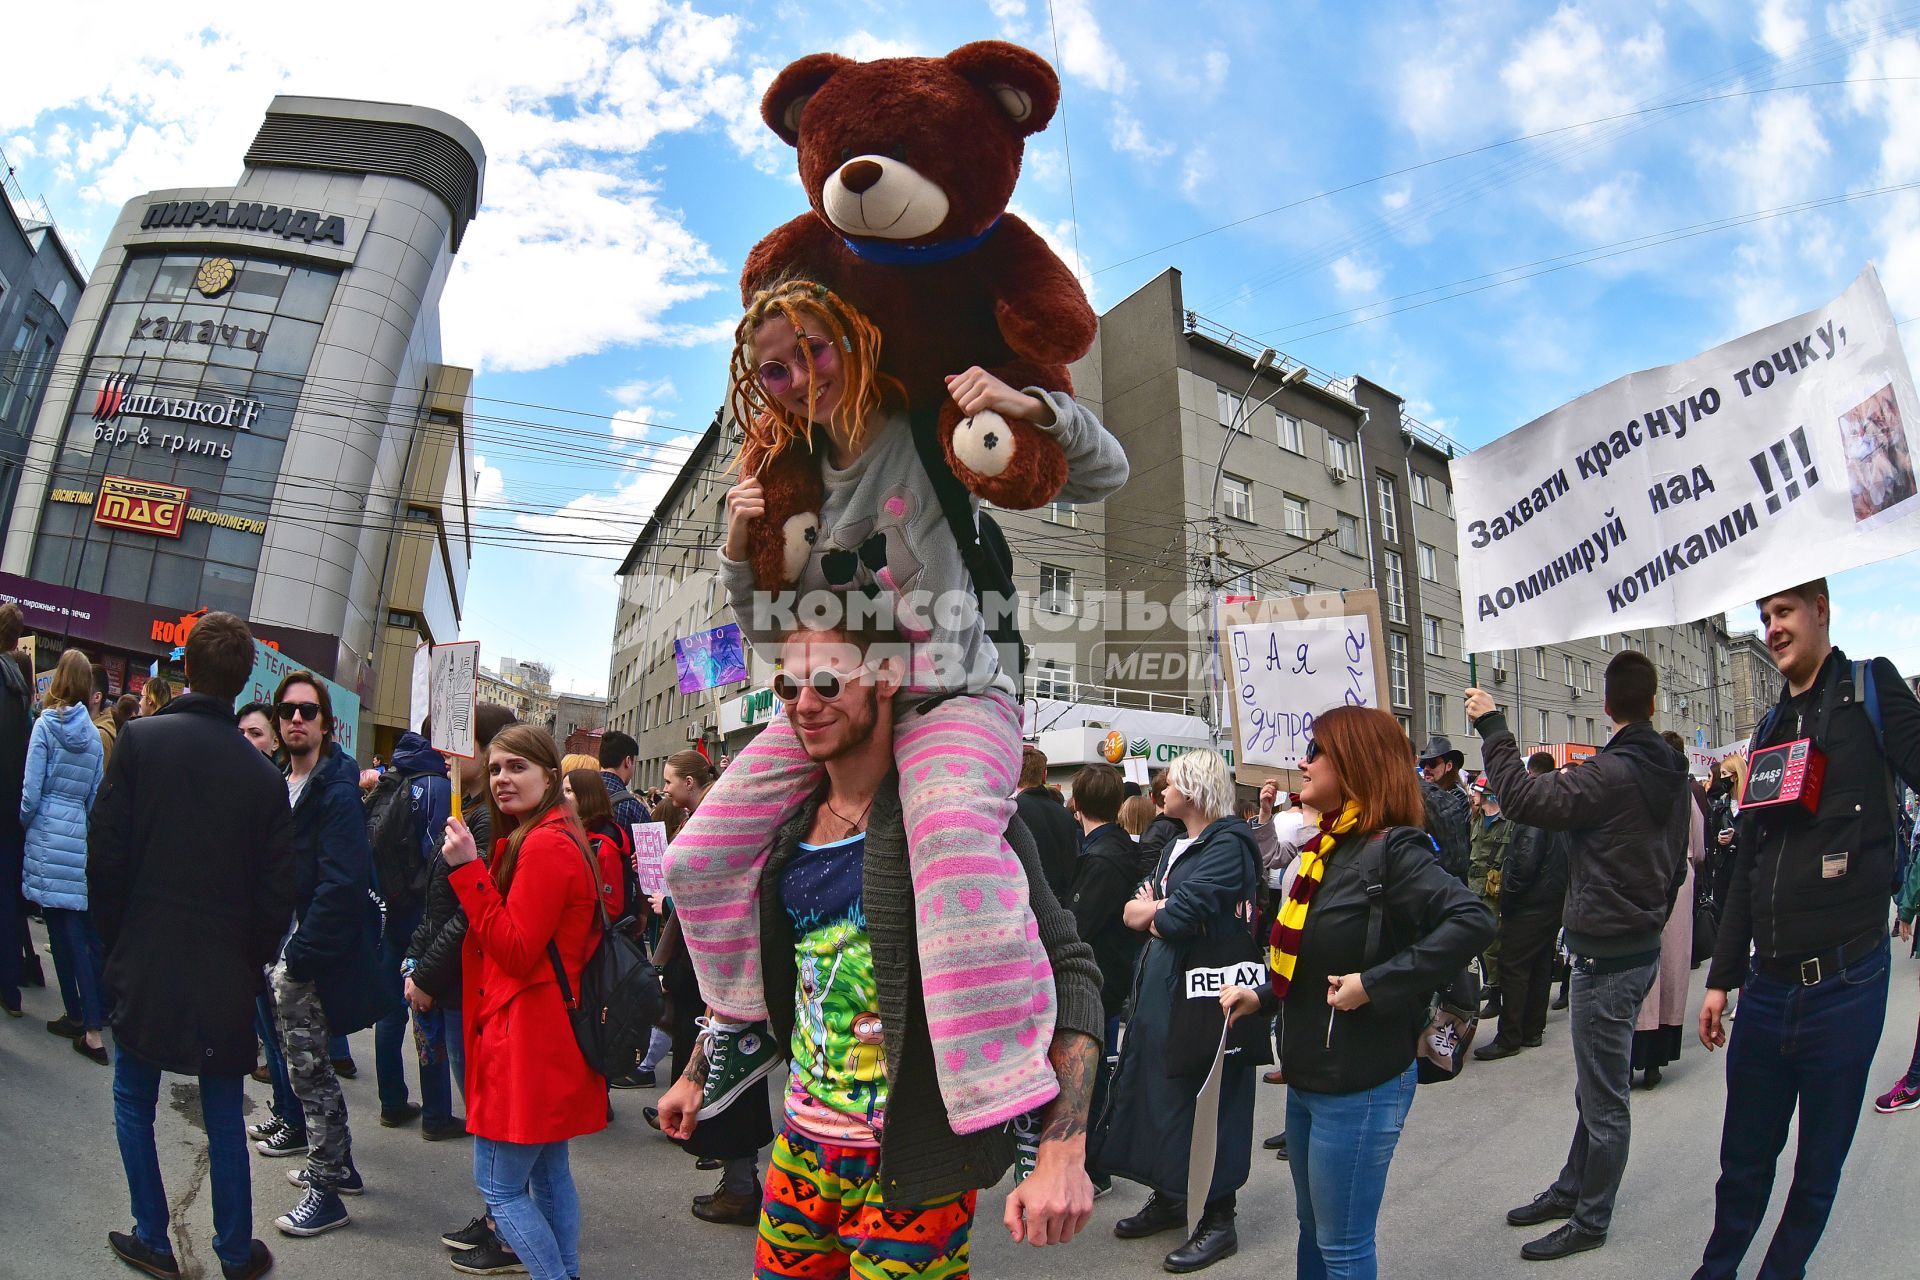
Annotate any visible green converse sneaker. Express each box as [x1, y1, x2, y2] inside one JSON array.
[[695, 1017, 781, 1121]]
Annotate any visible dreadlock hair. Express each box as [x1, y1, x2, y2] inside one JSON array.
[[728, 278, 905, 471]]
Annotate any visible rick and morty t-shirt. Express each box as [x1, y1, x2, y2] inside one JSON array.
[[781, 835, 888, 1145]]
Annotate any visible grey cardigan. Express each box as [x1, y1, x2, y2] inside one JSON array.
[[757, 771, 1105, 1206]]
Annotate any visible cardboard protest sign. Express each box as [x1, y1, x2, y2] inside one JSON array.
[[1216, 591, 1390, 789], [429, 641, 480, 758], [1455, 266, 1920, 651], [632, 822, 668, 897]]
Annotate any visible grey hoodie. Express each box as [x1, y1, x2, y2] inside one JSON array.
[[721, 391, 1128, 698]]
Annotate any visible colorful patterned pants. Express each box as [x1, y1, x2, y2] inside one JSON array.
[[756, 1128, 975, 1280]]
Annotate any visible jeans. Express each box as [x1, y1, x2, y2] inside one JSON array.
[[374, 902, 422, 1112], [256, 993, 301, 1130], [1693, 939, 1890, 1280], [328, 1034, 350, 1061], [113, 1046, 253, 1269], [1287, 1063, 1416, 1280], [1552, 956, 1658, 1235], [639, 1026, 671, 1074], [474, 1137, 581, 1280], [43, 905, 106, 1030], [411, 1001, 456, 1127]]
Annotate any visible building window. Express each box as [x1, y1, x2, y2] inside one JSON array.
[[1567, 713, 1578, 740], [1411, 472, 1433, 507], [1283, 493, 1310, 538], [1564, 655, 1575, 686], [386, 610, 417, 628], [1427, 691, 1447, 736], [1538, 709, 1551, 743], [1222, 562, 1255, 596], [1398, 713, 1414, 739], [1327, 434, 1356, 477], [1377, 475, 1400, 542], [1034, 662, 1073, 699], [1600, 634, 1609, 651], [1039, 564, 1076, 614], [0, 318, 38, 419], [1277, 412, 1304, 453], [1221, 474, 1253, 522], [1389, 632, 1410, 707], [1535, 648, 1547, 679], [1491, 649, 1506, 671], [1288, 578, 1313, 596], [1582, 660, 1593, 691], [1587, 717, 1598, 742], [1337, 512, 1361, 555], [1423, 615, 1444, 656], [1384, 551, 1407, 623], [1418, 542, 1439, 581], [1217, 387, 1246, 432], [1044, 500, 1077, 526]]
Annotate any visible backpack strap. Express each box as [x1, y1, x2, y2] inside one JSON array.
[[546, 828, 613, 1011], [905, 404, 1013, 601], [1348, 831, 1394, 970]]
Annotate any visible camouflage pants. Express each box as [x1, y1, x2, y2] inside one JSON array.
[[1480, 889, 1503, 976], [269, 960, 354, 1188]]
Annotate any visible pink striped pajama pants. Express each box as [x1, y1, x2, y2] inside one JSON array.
[[662, 688, 1059, 1134]]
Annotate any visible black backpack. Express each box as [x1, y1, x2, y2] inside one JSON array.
[[906, 405, 1029, 682], [547, 833, 664, 1080], [365, 771, 431, 915]]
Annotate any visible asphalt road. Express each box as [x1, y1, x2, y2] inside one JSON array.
[[6, 920, 1920, 1279]]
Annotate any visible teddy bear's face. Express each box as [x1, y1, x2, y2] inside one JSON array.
[[769, 44, 1059, 247]]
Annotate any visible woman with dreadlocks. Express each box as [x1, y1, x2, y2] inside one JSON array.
[[662, 277, 1127, 1146], [1221, 707, 1491, 1280]]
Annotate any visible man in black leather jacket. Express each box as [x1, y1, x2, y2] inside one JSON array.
[[1467, 650, 1689, 1262], [1692, 580, 1920, 1280]]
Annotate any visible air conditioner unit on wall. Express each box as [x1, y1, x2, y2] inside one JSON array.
[[1493, 669, 1507, 684], [686, 724, 701, 741], [1327, 466, 1351, 484]]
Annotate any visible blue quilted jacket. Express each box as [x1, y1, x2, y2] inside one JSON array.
[[21, 701, 105, 910]]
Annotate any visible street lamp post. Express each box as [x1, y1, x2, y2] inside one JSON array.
[[1200, 352, 1310, 741]]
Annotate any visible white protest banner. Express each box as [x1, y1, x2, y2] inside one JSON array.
[[1217, 591, 1389, 787], [408, 642, 431, 735], [1185, 1019, 1232, 1239], [632, 822, 668, 897], [1455, 265, 1920, 652], [429, 641, 480, 758]]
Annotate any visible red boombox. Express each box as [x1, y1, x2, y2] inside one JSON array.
[[1741, 737, 1828, 815]]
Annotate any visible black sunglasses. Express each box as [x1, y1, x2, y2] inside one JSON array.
[[276, 700, 323, 722], [1303, 740, 1322, 764], [771, 664, 866, 704]]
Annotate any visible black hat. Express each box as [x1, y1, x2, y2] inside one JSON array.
[[1418, 735, 1464, 767]]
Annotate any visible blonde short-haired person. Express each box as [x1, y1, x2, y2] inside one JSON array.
[[1094, 748, 1260, 1272]]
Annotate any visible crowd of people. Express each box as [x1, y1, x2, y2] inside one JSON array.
[[3, 258, 1918, 1280]]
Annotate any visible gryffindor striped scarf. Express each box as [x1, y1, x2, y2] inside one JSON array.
[[1267, 801, 1362, 998]]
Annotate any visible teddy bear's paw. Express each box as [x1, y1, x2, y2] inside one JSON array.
[[952, 410, 1016, 479], [782, 511, 821, 581]]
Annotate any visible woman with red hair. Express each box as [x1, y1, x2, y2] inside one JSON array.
[[1224, 707, 1492, 1280]]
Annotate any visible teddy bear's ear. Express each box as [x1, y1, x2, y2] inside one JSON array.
[[761, 53, 855, 147], [944, 40, 1060, 137]]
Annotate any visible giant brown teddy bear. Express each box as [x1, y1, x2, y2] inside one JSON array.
[[739, 41, 1099, 590]]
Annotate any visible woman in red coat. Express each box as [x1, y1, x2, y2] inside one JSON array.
[[440, 724, 604, 1280]]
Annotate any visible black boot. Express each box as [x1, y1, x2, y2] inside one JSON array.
[[1114, 1191, 1187, 1239], [1480, 987, 1503, 1019], [1550, 983, 1569, 1011], [1163, 1208, 1238, 1273]]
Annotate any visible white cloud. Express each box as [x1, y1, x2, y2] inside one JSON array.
[[473, 455, 506, 504], [1179, 148, 1214, 203], [1758, 0, 1809, 59], [1500, 8, 1666, 140], [1008, 201, 1094, 302], [1110, 104, 1172, 160], [1330, 255, 1383, 296], [608, 377, 679, 443], [1201, 51, 1230, 96], [1561, 173, 1642, 239], [1382, 187, 1411, 211], [1049, 0, 1130, 95]]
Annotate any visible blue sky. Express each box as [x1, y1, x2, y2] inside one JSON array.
[[7, 0, 1920, 693]]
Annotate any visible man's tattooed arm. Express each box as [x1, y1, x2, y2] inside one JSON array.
[[683, 1030, 713, 1088], [1037, 1028, 1101, 1144]]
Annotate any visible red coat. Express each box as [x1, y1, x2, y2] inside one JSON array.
[[449, 806, 606, 1145]]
